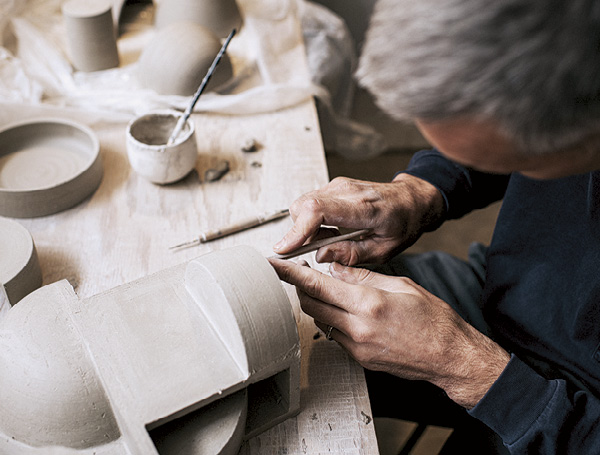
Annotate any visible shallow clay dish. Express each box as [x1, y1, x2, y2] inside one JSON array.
[[0, 119, 103, 218], [0, 217, 42, 305]]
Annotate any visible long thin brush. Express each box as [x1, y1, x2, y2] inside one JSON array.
[[167, 28, 236, 145]]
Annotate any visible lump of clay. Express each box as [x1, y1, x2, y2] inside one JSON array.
[[136, 22, 233, 96]]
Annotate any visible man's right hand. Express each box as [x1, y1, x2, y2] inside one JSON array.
[[273, 173, 445, 265]]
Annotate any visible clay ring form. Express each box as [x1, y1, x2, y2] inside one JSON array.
[[0, 119, 103, 218], [326, 325, 334, 340], [0, 217, 42, 306]]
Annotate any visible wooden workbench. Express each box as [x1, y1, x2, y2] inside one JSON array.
[[0, 0, 379, 450], [0, 96, 378, 453]]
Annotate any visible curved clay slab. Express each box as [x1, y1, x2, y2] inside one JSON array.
[[155, 0, 242, 38], [137, 22, 233, 96], [0, 217, 42, 305], [0, 280, 121, 449], [0, 119, 103, 218]]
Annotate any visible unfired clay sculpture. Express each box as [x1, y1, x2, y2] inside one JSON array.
[[136, 22, 233, 96], [0, 217, 42, 306], [0, 246, 300, 454], [155, 0, 242, 38], [62, 0, 120, 72], [0, 119, 103, 218], [126, 110, 197, 184]]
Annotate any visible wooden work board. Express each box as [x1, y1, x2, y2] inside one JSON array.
[[0, 98, 379, 454]]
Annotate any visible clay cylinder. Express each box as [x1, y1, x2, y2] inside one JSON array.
[[126, 110, 198, 184], [62, 0, 120, 72]]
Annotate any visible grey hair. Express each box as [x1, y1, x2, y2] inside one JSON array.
[[356, 0, 600, 154]]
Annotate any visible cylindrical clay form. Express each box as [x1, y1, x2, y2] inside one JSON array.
[[62, 0, 120, 72]]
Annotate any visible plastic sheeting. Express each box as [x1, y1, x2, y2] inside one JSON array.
[[0, 0, 384, 158]]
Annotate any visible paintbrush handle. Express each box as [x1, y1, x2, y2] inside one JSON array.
[[168, 28, 237, 145], [270, 228, 372, 260]]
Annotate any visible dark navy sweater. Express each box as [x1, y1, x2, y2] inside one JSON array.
[[405, 149, 600, 454]]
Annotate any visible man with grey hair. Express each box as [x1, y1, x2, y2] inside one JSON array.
[[270, 0, 600, 452]]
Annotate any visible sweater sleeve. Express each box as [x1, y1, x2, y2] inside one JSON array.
[[401, 149, 510, 220], [469, 355, 600, 453]]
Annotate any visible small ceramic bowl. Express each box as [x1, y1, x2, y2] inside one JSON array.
[[126, 110, 197, 184]]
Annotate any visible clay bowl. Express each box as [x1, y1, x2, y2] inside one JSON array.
[[126, 110, 198, 184], [0, 119, 103, 218], [136, 22, 233, 96], [0, 217, 42, 305]]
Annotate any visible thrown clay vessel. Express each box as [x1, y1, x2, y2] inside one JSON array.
[[155, 0, 242, 38], [62, 0, 120, 72], [136, 22, 233, 96], [0, 246, 300, 454], [0, 217, 42, 305], [0, 119, 103, 218], [126, 110, 197, 184]]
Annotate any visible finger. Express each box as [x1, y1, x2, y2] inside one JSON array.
[[297, 289, 350, 330], [329, 261, 412, 293], [315, 236, 395, 266], [273, 197, 327, 253], [314, 320, 353, 346], [268, 258, 358, 310]]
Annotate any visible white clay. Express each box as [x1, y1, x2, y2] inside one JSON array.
[[136, 22, 233, 96], [0, 246, 300, 454], [62, 0, 120, 72], [126, 110, 198, 184], [155, 0, 242, 38], [0, 217, 42, 305], [0, 119, 102, 218]]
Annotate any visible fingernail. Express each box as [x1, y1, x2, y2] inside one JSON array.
[[329, 262, 343, 274], [273, 238, 286, 251]]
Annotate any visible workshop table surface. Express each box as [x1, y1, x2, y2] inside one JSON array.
[[2, 98, 379, 454]]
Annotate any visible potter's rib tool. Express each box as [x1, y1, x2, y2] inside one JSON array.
[[167, 28, 236, 145], [270, 228, 372, 260], [170, 209, 290, 250]]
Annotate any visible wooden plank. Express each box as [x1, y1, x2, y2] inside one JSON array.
[[3, 99, 378, 453]]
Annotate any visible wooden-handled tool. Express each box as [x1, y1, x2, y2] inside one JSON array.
[[170, 209, 290, 249]]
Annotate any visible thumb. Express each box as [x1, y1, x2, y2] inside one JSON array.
[[329, 262, 409, 293]]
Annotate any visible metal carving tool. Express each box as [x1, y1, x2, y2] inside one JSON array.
[[270, 228, 372, 260], [167, 28, 236, 146], [170, 209, 290, 250]]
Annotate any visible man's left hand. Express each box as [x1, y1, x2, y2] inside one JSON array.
[[269, 258, 511, 409]]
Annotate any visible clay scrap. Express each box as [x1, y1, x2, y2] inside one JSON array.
[[0, 246, 300, 454]]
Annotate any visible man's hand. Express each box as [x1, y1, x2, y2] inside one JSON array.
[[269, 258, 510, 409], [273, 174, 445, 266]]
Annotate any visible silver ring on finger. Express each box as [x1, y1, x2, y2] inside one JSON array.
[[326, 325, 334, 341]]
